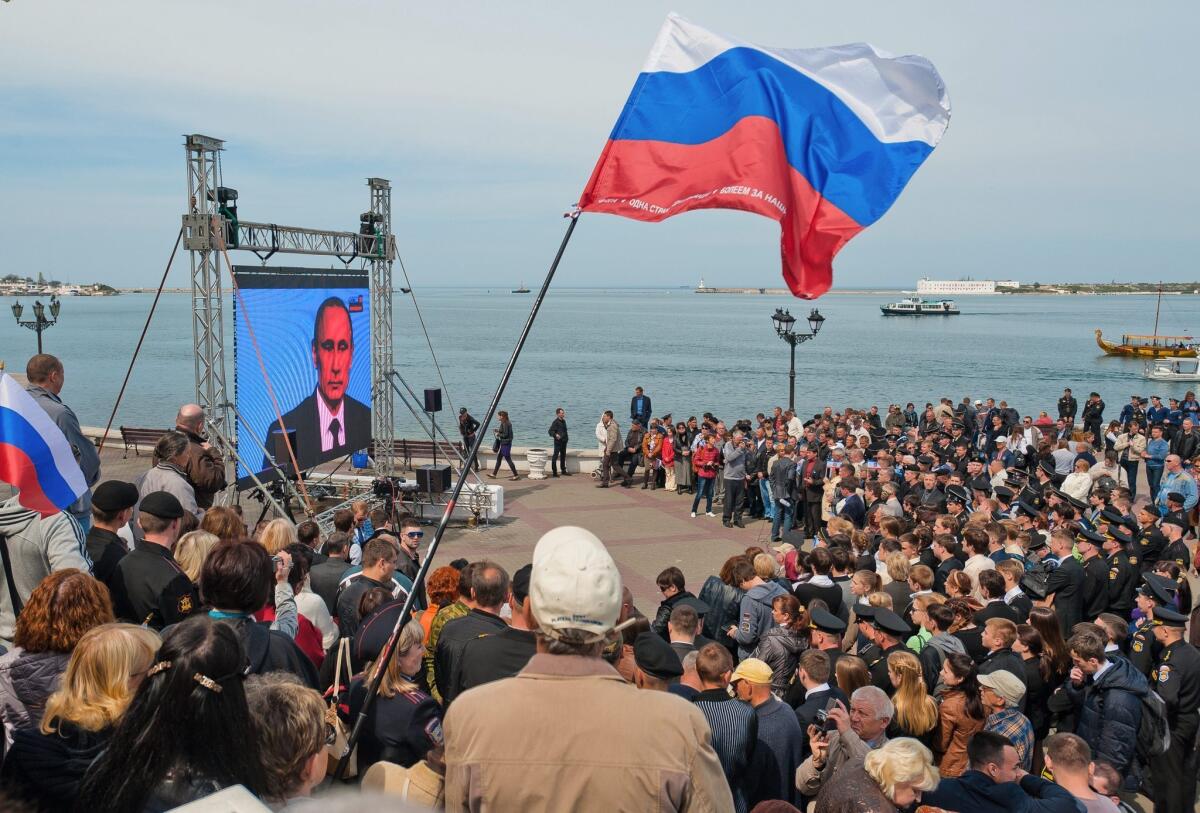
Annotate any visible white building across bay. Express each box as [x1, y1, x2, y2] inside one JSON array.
[[915, 278, 1020, 295]]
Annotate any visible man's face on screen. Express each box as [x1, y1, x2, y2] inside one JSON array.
[[313, 305, 353, 407]]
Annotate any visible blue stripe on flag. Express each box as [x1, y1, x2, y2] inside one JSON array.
[[0, 405, 81, 510], [610, 47, 934, 226]]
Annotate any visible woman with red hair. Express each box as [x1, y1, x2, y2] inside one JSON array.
[[0, 569, 114, 746]]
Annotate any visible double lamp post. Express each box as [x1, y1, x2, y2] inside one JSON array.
[[771, 306, 825, 413], [11, 295, 61, 354]]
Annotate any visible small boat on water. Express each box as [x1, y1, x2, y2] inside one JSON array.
[[880, 296, 959, 316], [1095, 281, 1197, 358], [1144, 358, 1200, 381], [512, 282, 531, 294], [1094, 331, 1196, 358]]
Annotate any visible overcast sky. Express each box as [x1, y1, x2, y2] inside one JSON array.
[[2, 2, 1197, 290]]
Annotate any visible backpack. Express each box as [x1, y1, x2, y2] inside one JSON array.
[[1136, 689, 1171, 760]]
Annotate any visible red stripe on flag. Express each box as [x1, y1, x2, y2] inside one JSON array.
[[0, 441, 60, 516], [579, 115, 863, 299]]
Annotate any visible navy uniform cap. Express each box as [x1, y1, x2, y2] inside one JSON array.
[[810, 607, 847, 634], [92, 480, 139, 513], [1139, 573, 1177, 606], [1063, 493, 1088, 512], [855, 603, 878, 621], [1153, 605, 1188, 628], [1038, 459, 1057, 477], [1106, 528, 1134, 546], [1027, 532, 1048, 551], [633, 632, 683, 680], [870, 608, 911, 637], [1016, 500, 1042, 519], [945, 485, 970, 504], [993, 485, 1015, 501], [1100, 508, 1126, 526], [138, 491, 185, 520], [1077, 528, 1107, 546]]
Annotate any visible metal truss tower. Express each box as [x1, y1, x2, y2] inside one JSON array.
[[181, 135, 396, 482], [366, 178, 396, 477], [182, 134, 232, 449]]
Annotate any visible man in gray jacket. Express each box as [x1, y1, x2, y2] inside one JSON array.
[[24, 355, 100, 531], [722, 431, 749, 528], [0, 497, 92, 648], [795, 686, 892, 799]]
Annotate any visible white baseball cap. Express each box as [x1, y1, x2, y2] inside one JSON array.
[[530, 526, 622, 643]]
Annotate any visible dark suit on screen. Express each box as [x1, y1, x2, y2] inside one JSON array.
[[261, 392, 371, 472]]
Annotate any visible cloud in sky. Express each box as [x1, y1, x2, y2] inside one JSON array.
[[1, 1, 1197, 289]]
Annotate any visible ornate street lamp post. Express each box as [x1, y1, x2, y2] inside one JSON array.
[[11, 294, 61, 354], [771, 307, 825, 412]]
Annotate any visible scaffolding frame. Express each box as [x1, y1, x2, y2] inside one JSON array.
[[183, 134, 397, 495]]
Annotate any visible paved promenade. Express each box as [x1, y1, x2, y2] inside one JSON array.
[[40, 443, 770, 609]]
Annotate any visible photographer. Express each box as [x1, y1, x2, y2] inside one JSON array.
[[795, 686, 893, 798], [721, 431, 750, 528]]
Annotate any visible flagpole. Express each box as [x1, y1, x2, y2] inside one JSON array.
[[333, 209, 580, 781]]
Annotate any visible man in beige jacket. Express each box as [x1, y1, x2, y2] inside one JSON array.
[[795, 686, 892, 799], [443, 526, 732, 812]]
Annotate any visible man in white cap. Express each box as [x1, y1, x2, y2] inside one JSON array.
[[443, 526, 732, 811]]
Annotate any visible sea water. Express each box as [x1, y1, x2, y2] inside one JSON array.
[[3, 289, 1196, 447]]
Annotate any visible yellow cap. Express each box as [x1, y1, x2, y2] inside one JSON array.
[[730, 658, 773, 685]]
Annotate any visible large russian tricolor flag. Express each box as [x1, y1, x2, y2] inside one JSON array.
[[579, 14, 951, 299], [0, 372, 88, 516]]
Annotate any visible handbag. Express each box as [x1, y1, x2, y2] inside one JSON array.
[[325, 637, 358, 777], [492, 438, 501, 453]]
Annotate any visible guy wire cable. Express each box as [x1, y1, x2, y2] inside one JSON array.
[[396, 252, 455, 416]]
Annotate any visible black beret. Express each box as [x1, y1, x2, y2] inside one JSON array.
[[1161, 513, 1188, 530], [138, 490, 184, 520], [92, 480, 139, 512], [633, 632, 683, 680], [511, 563, 533, 604]]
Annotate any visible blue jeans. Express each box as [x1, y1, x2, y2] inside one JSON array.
[[759, 479, 774, 520], [1146, 465, 1164, 499], [1120, 460, 1140, 499], [771, 502, 793, 540], [692, 477, 715, 513]]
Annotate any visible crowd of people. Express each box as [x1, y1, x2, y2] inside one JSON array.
[[1, 354, 1199, 812]]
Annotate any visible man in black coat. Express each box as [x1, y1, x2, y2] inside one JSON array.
[[1080, 392, 1105, 443], [1057, 388, 1077, 421], [1044, 529, 1085, 636], [109, 492, 200, 630], [975, 571, 1021, 625], [310, 532, 351, 614], [790, 649, 848, 760], [434, 562, 510, 706], [86, 480, 138, 589], [1076, 531, 1110, 620], [548, 408, 569, 477], [261, 297, 370, 472], [978, 618, 1028, 705]]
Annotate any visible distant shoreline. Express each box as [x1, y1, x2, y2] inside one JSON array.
[[108, 286, 1200, 297]]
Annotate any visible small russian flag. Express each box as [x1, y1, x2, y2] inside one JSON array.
[[0, 372, 88, 516]]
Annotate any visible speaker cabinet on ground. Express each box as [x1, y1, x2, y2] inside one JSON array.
[[417, 464, 451, 493]]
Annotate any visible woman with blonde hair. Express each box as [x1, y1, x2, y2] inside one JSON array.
[[886, 650, 939, 746], [173, 530, 220, 583], [1, 623, 160, 808], [883, 553, 912, 610], [814, 736, 939, 813], [355, 619, 443, 774], [258, 517, 297, 556]]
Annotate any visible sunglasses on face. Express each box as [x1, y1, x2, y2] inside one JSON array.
[[406, 531, 425, 539]]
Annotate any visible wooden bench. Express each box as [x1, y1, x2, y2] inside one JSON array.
[[119, 427, 170, 458], [371, 438, 465, 470]]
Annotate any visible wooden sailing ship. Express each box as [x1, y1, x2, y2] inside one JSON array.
[[1095, 282, 1197, 358]]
